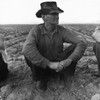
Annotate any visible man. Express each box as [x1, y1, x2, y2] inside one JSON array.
[[0, 34, 9, 82], [92, 26, 100, 77], [22, 1, 87, 90]]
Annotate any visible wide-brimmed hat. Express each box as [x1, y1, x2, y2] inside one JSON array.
[[36, 1, 64, 18]]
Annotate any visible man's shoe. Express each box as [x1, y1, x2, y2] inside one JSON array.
[[36, 80, 47, 91]]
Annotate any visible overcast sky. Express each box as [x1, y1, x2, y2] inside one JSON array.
[[0, 0, 100, 24]]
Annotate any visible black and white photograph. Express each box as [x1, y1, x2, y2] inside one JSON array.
[[0, 0, 100, 100]]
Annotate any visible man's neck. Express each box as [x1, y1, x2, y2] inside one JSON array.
[[44, 23, 55, 32]]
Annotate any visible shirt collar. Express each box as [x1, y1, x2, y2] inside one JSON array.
[[41, 23, 58, 35]]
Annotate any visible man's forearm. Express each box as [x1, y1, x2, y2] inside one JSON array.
[[68, 41, 87, 62]]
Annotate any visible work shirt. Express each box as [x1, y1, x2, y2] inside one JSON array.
[[22, 23, 87, 68]]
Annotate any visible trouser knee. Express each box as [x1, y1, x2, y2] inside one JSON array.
[[59, 61, 77, 76]]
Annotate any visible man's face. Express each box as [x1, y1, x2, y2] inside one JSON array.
[[43, 13, 59, 25]]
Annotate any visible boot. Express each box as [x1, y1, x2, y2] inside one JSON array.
[[36, 79, 48, 91]]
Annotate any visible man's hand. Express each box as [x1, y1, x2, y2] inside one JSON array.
[[55, 58, 73, 72], [48, 62, 60, 70], [48, 59, 72, 72], [55, 63, 63, 72], [59, 58, 72, 69]]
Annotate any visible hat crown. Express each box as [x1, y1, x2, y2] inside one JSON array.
[[41, 2, 58, 9], [36, 1, 63, 18]]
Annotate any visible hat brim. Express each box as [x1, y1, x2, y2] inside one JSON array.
[[36, 7, 64, 18]]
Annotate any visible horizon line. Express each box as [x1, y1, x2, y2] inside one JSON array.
[[0, 23, 100, 25]]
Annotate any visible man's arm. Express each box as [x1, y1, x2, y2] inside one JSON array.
[[22, 26, 50, 68], [62, 27, 87, 62]]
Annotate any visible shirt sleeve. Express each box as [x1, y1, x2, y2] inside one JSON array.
[[0, 50, 8, 63], [22, 26, 50, 68], [62, 27, 87, 62]]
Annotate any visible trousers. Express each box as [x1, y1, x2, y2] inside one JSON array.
[[0, 53, 9, 81], [93, 42, 100, 70]]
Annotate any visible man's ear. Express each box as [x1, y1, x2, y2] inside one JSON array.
[[41, 15, 46, 21]]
